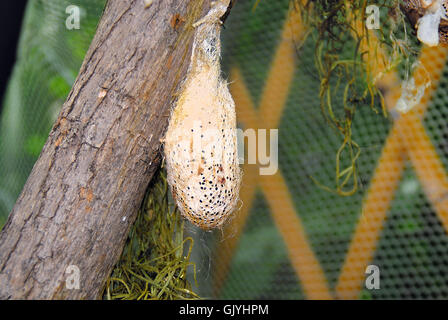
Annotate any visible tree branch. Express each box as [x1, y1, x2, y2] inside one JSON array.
[[0, 0, 209, 299]]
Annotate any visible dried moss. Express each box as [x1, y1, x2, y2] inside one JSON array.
[[104, 169, 199, 300], [292, 0, 416, 195]]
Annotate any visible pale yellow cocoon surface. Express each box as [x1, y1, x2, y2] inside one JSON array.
[[164, 0, 241, 230]]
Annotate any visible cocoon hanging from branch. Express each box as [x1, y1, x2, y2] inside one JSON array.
[[164, 0, 241, 230]]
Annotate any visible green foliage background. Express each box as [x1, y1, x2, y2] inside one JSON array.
[[212, 0, 448, 299], [0, 0, 106, 226]]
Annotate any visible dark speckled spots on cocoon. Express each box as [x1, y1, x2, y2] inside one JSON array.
[[163, 0, 241, 230]]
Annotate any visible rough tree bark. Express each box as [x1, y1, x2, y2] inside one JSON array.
[[0, 0, 210, 299]]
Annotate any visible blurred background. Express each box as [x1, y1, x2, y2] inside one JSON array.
[[2, 0, 448, 300]]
